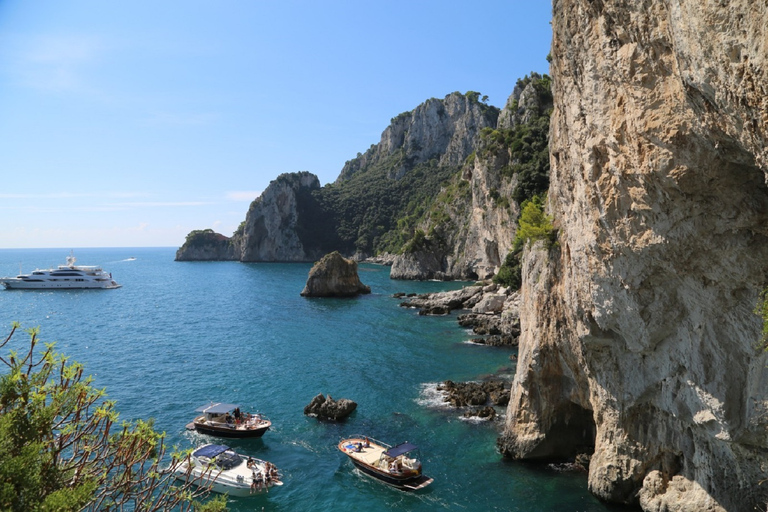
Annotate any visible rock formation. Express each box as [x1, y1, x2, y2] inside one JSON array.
[[499, 2, 768, 511], [390, 78, 552, 281], [175, 229, 237, 261], [303, 394, 357, 421], [240, 172, 325, 262], [300, 251, 371, 297]]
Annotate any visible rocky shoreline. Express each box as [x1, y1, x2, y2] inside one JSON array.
[[395, 280, 520, 347], [396, 280, 520, 422]]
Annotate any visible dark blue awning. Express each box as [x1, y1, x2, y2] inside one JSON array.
[[384, 442, 418, 458], [194, 403, 240, 414], [193, 444, 230, 458]]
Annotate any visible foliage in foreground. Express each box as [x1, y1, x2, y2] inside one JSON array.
[[0, 323, 227, 512]]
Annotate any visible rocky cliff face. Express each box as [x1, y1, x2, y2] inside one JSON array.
[[391, 79, 551, 280], [499, 2, 768, 511], [337, 92, 497, 183], [239, 172, 324, 262]]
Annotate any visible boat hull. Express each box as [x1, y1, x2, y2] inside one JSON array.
[[1, 279, 121, 290], [187, 421, 270, 438], [349, 458, 434, 490]]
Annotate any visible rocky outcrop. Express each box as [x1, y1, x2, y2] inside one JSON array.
[[240, 172, 324, 262], [300, 251, 371, 297], [499, 2, 768, 511], [303, 394, 357, 421], [398, 284, 521, 346], [175, 229, 237, 261]]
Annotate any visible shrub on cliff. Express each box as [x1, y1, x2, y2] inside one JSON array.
[[513, 195, 556, 252], [0, 323, 227, 512]]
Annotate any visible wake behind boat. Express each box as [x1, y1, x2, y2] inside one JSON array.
[[338, 436, 433, 491], [0, 252, 120, 290], [186, 402, 271, 438], [172, 444, 282, 497]]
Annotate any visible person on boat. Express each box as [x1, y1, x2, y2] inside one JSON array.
[[251, 471, 263, 494], [353, 443, 362, 452], [389, 459, 399, 473], [364, 437, 370, 447], [234, 407, 241, 425], [247, 456, 255, 469]]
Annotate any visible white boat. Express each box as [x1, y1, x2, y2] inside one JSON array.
[[0, 252, 121, 290], [173, 444, 282, 497]]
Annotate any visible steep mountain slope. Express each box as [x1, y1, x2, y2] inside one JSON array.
[[499, 2, 768, 511]]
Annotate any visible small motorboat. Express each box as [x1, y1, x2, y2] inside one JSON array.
[[186, 402, 271, 438], [338, 436, 433, 491], [173, 444, 282, 497]]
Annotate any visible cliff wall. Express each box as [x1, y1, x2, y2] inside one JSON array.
[[239, 171, 324, 262], [391, 79, 551, 280], [499, 2, 768, 511]]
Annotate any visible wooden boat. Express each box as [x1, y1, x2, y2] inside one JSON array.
[[172, 444, 282, 497], [337, 436, 433, 490], [186, 402, 271, 438]]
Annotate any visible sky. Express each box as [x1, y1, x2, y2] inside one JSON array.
[[0, 1, 552, 249]]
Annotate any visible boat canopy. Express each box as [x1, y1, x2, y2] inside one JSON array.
[[195, 403, 240, 414], [193, 444, 230, 458], [384, 442, 418, 458]]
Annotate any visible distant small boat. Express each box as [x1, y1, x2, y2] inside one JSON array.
[[172, 444, 282, 496], [0, 251, 120, 290], [338, 436, 433, 490], [186, 402, 271, 438], [127, 257, 137, 261]]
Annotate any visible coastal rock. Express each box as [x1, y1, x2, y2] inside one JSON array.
[[175, 229, 237, 261], [303, 393, 357, 421], [398, 285, 484, 314], [499, 2, 768, 511], [437, 380, 510, 408], [300, 252, 371, 297], [240, 172, 324, 262], [390, 249, 448, 281]]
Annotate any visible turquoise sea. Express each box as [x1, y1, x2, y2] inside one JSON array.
[[0, 247, 619, 511]]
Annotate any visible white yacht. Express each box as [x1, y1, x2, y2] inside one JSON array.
[[173, 444, 282, 497], [0, 252, 121, 290]]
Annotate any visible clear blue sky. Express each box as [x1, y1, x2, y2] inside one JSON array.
[[0, 1, 552, 249]]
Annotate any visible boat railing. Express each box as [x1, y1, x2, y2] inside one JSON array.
[[343, 434, 392, 450]]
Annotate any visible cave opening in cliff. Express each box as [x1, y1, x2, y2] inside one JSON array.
[[543, 402, 597, 460]]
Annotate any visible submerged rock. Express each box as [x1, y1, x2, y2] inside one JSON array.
[[300, 252, 371, 297], [303, 394, 357, 421]]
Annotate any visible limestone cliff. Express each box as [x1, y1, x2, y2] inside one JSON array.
[[391, 77, 552, 280], [336, 91, 497, 183], [240, 171, 326, 262], [499, 2, 768, 511]]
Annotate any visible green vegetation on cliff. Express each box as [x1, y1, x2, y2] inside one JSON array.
[[182, 229, 232, 249]]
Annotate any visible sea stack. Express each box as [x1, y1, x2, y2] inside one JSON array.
[[300, 251, 371, 297], [303, 394, 357, 421]]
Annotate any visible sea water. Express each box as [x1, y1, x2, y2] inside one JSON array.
[[0, 247, 619, 511]]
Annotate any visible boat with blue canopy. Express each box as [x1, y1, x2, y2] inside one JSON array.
[[186, 402, 271, 438], [338, 435, 433, 490]]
